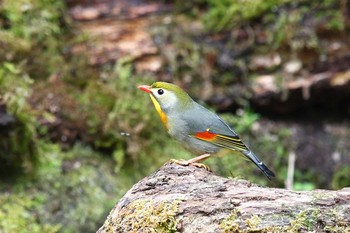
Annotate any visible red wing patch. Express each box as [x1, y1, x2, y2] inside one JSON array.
[[195, 131, 217, 141], [193, 129, 248, 152]]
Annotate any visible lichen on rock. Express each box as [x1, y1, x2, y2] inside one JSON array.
[[99, 199, 180, 233]]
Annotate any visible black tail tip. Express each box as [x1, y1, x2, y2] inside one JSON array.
[[261, 164, 275, 180]]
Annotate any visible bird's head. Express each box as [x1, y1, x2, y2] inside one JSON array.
[[138, 82, 192, 113]]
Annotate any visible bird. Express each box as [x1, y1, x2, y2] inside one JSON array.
[[138, 82, 275, 179]]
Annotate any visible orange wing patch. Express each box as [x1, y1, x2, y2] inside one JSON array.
[[195, 129, 217, 141], [194, 129, 248, 152]]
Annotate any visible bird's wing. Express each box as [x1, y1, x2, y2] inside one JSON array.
[[184, 103, 248, 152], [193, 127, 248, 152]]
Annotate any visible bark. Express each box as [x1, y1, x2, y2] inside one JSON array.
[[98, 162, 350, 233]]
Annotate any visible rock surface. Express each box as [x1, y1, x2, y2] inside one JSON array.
[[98, 163, 350, 232]]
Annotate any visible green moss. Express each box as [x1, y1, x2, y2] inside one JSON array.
[[324, 225, 350, 233], [195, 0, 345, 41], [221, 209, 285, 233], [220, 209, 242, 232], [0, 0, 91, 177], [284, 208, 349, 232], [38, 144, 123, 233], [0, 143, 123, 233], [0, 0, 72, 79], [106, 199, 180, 233], [245, 215, 262, 231], [321, 206, 350, 232], [0, 194, 61, 233], [202, 0, 292, 32], [331, 165, 350, 189], [0, 63, 39, 176], [288, 209, 320, 232], [220, 208, 346, 232]]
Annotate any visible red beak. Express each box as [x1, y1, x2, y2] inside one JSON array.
[[138, 85, 152, 93]]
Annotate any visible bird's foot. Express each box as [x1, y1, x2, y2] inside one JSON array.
[[169, 158, 189, 166], [191, 162, 211, 171], [169, 159, 211, 171]]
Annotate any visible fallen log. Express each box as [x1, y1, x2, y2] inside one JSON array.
[[98, 162, 350, 232]]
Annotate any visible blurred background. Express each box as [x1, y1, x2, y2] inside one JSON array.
[[1, 0, 350, 232]]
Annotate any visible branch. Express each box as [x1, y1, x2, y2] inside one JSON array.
[[98, 162, 350, 232]]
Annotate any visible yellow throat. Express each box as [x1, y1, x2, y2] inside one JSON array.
[[150, 94, 168, 129]]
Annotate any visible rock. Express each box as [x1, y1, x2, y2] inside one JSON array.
[[97, 163, 350, 232]]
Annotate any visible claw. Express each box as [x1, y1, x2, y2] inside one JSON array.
[[190, 162, 211, 171]]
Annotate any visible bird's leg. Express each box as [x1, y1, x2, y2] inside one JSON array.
[[169, 153, 212, 170], [186, 153, 211, 164]]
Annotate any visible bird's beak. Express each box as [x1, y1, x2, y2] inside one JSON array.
[[138, 85, 152, 93]]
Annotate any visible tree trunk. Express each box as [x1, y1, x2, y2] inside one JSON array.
[[97, 162, 350, 233]]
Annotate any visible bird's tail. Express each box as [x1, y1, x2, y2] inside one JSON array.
[[242, 150, 275, 180]]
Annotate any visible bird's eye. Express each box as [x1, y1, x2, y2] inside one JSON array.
[[157, 89, 164, 95]]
